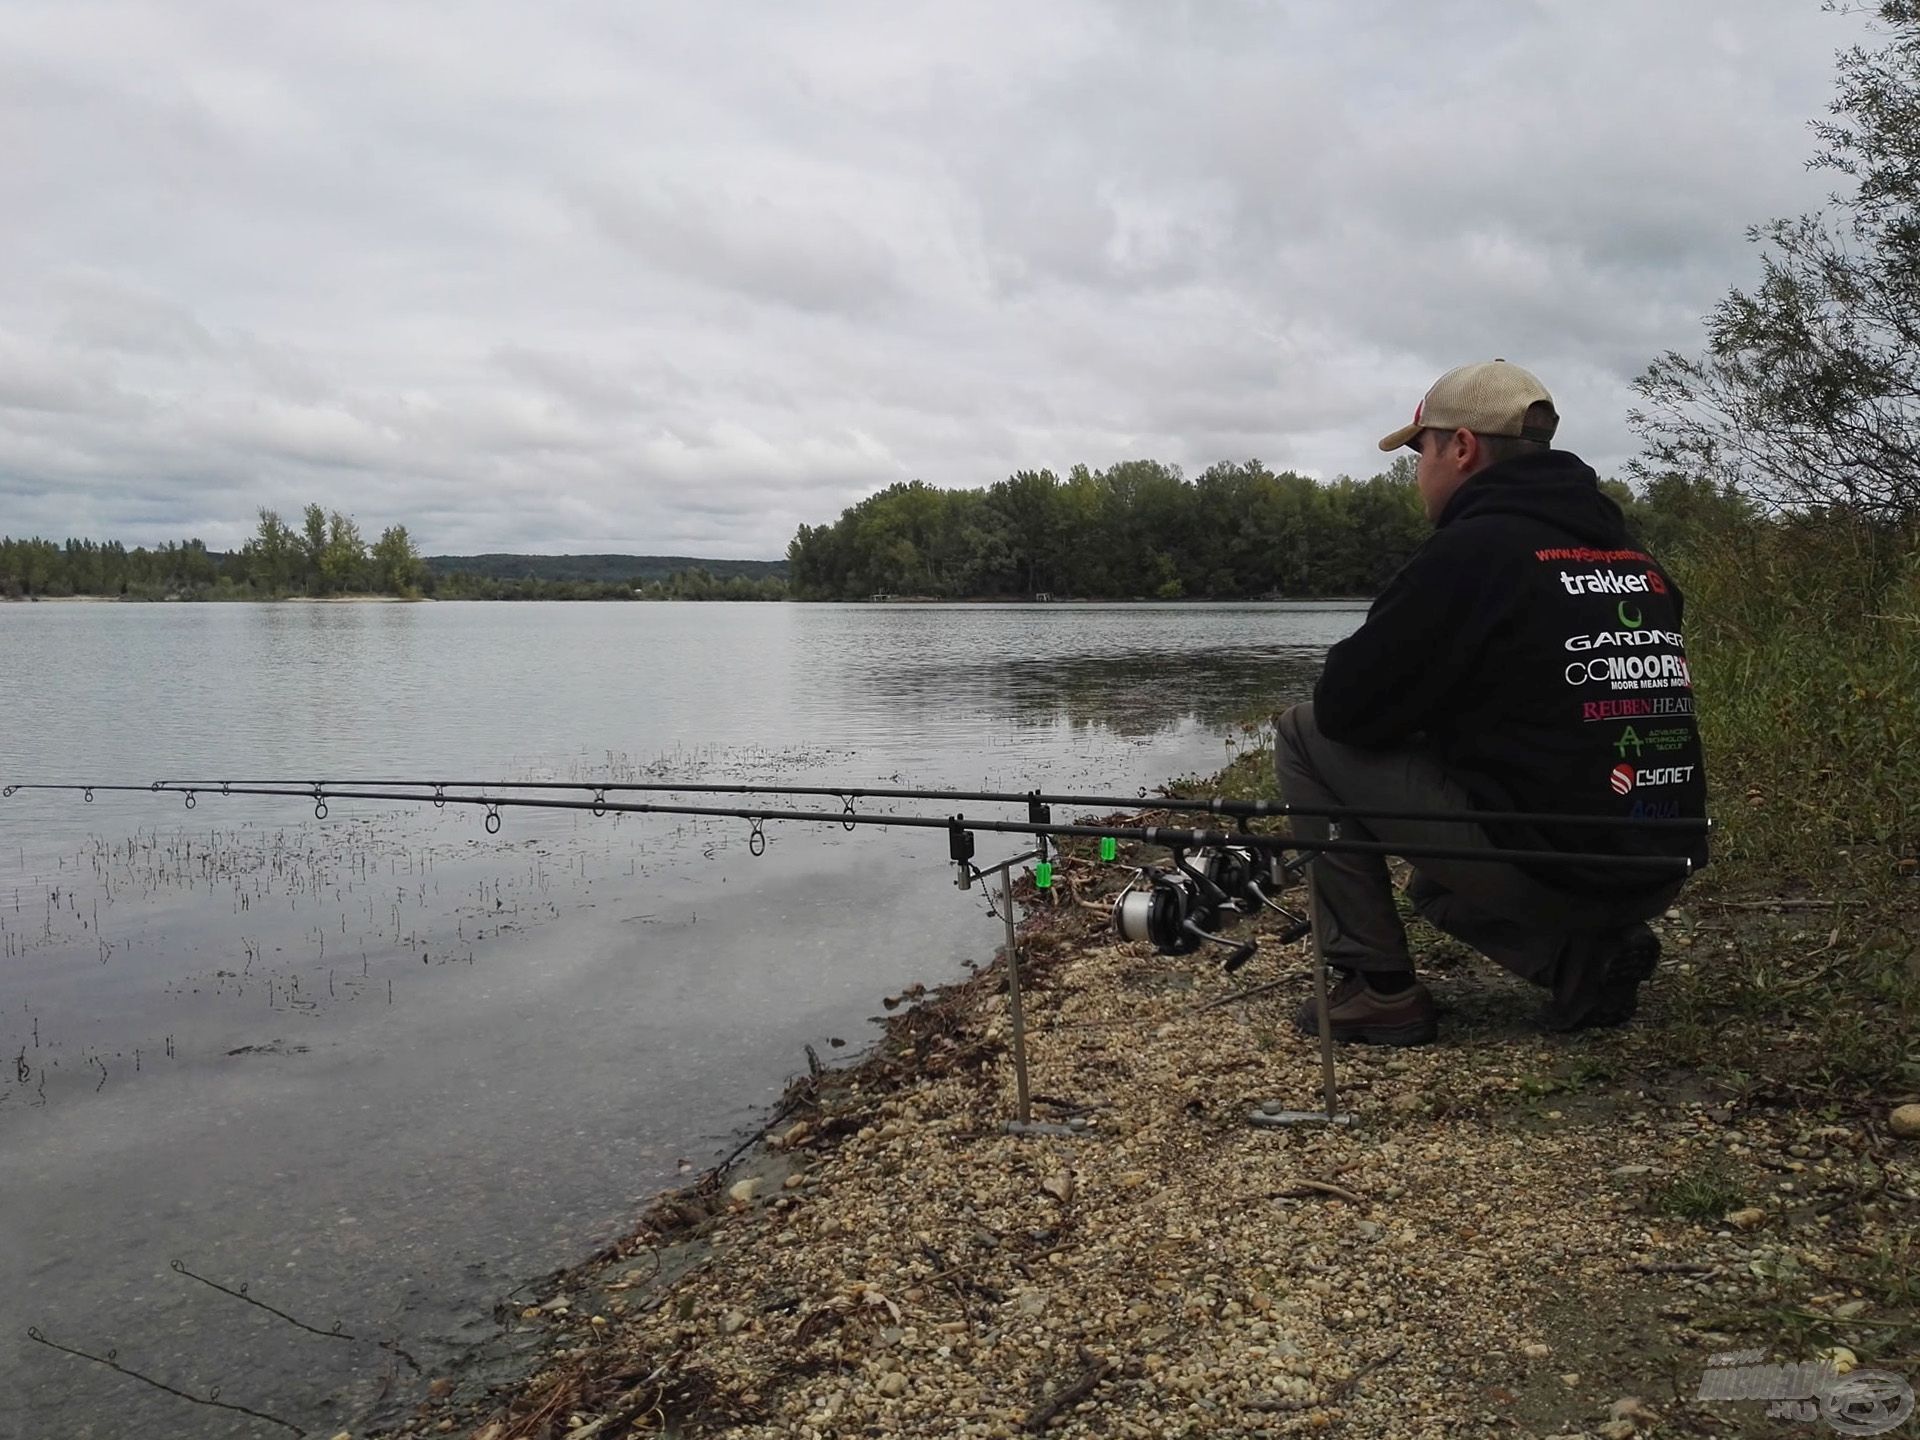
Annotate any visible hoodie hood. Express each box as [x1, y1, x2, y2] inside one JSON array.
[[1437, 449, 1630, 548]]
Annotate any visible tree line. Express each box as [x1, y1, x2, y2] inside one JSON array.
[[1, 505, 424, 600], [1, 506, 787, 601], [790, 457, 1450, 601]]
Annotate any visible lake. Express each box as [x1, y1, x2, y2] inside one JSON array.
[[0, 599, 1363, 1438]]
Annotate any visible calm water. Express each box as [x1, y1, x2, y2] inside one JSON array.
[[0, 600, 1361, 1438]]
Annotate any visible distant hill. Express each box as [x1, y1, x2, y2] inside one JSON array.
[[423, 553, 788, 584]]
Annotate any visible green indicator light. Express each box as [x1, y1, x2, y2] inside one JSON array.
[[1099, 836, 1117, 862], [1034, 861, 1053, 889]]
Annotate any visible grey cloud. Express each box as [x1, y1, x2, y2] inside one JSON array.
[[0, 0, 1885, 555], [579, 177, 910, 318]]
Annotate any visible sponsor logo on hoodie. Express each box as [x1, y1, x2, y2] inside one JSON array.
[[1565, 652, 1693, 689], [1558, 569, 1670, 597], [1608, 763, 1697, 794], [1582, 697, 1695, 723], [1565, 627, 1685, 652], [1534, 547, 1651, 565]]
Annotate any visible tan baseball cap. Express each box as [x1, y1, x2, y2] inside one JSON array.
[[1377, 359, 1558, 452]]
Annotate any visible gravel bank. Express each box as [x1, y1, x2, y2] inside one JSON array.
[[378, 850, 1919, 1440]]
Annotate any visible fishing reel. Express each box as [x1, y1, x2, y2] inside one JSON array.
[[1113, 844, 1308, 972]]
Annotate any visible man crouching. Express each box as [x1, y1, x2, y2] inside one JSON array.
[[1278, 360, 1708, 1045]]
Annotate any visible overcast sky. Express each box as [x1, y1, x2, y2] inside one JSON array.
[[0, 1, 1880, 558]]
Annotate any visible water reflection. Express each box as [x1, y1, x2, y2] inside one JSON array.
[[876, 645, 1332, 736]]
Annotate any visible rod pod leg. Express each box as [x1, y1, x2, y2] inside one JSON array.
[[1250, 851, 1356, 1129], [998, 857, 1081, 1139]]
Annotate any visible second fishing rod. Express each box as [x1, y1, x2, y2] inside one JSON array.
[[139, 774, 1712, 835]]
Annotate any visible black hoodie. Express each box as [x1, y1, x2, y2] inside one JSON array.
[[1313, 449, 1708, 895]]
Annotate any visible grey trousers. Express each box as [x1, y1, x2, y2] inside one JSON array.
[[1273, 703, 1682, 1019]]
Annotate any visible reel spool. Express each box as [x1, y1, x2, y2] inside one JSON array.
[[1112, 845, 1263, 970]]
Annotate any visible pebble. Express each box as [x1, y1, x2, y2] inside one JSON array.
[[1610, 1395, 1658, 1423], [728, 1177, 765, 1204], [876, 1371, 908, 1397], [1890, 1103, 1920, 1139], [774, 1120, 813, 1149], [1724, 1207, 1766, 1230]]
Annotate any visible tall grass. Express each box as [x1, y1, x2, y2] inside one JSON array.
[[1652, 512, 1920, 1096], [1673, 513, 1920, 891]]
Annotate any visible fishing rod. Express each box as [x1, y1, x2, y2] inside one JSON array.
[[6, 779, 1697, 972], [133, 776, 1712, 834]]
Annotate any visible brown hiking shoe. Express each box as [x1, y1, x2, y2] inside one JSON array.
[[1293, 972, 1439, 1046]]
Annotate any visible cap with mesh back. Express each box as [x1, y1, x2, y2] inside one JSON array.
[[1377, 359, 1558, 452]]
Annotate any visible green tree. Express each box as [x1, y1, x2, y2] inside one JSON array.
[[320, 511, 366, 593], [371, 524, 424, 595], [988, 469, 1063, 596], [1631, 1, 1920, 518], [301, 504, 328, 591], [250, 508, 299, 591]]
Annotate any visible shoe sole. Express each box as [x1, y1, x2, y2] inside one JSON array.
[[1294, 1016, 1439, 1046]]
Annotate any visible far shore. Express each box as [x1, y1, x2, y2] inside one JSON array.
[[6, 592, 423, 604], [5, 592, 1372, 605]]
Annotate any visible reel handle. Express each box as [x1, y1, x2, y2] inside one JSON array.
[[1180, 917, 1257, 974], [1221, 939, 1259, 973]]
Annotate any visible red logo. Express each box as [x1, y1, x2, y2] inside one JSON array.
[[1610, 764, 1636, 796], [1646, 570, 1668, 595]]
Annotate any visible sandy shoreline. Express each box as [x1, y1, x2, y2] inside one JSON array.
[[366, 826, 1917, 1440]]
